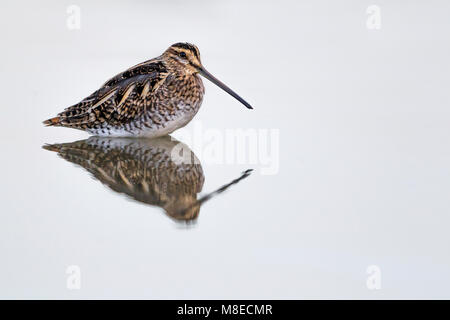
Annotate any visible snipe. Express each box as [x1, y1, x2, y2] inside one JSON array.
[[43, 43, 252, 137]]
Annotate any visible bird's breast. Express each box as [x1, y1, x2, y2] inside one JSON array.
[[162, 73, 204, 107]]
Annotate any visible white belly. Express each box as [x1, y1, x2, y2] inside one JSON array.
[[88, 105, 198, 138]]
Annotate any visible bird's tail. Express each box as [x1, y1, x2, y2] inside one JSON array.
[[43, 116, 61, 126], [42, 143, 61, 152]]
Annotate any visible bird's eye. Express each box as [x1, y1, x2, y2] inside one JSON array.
[[179, 52, 187, 58]]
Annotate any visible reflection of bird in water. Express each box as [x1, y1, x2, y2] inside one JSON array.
[[43, 136, 252, 223]]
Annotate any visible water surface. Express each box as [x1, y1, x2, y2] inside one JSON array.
[[1, 0, 450, 299]]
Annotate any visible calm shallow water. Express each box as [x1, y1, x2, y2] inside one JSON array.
[[1, 1, 450, 298]]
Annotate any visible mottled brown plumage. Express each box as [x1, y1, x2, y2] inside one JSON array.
[[43, 43, 252, 137], [43, 136, 253, 222]]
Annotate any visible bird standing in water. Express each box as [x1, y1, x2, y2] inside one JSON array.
[[43, 43, 252, 137]]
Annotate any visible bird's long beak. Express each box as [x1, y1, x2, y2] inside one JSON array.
[[198, 66, 253, 109]]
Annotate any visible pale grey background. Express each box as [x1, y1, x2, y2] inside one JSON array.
[[1, 0, 449, 299]]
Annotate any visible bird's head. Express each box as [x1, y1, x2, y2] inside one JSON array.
[[164, 42, 202, 75], [163, 42, 253, 109]]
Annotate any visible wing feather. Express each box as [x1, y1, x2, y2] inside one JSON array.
[[49, 59, 167, 129]]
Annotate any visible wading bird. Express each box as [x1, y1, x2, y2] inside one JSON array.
[[43, 43, 252, 137]]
